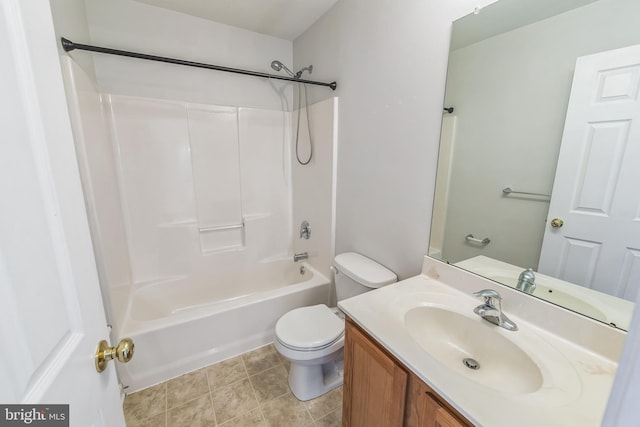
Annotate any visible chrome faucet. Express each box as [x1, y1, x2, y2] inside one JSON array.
[[293, 252, 308, 262], [473, 289, 518, 331], [516, 268, 536, 294]]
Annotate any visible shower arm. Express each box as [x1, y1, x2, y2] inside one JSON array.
[[60, 38, 337, 91]]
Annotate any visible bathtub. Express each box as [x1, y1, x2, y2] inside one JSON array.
[[116, 260, 330, 392]]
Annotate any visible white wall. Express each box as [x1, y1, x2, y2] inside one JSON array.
[[442, 0, 640, 268], [293, 0, 494, 279], [84, 0, 294, 110]]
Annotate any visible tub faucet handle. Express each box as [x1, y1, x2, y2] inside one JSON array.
[[300, 220, 311, 239]]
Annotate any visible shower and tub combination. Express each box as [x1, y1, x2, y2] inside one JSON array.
[[61, 40, 339, 392]]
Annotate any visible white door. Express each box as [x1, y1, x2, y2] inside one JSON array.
[[0, 1, 125, 425], [538, 44, 640, 301]]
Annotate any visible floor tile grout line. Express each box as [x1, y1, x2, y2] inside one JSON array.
[[167, 390, 211, 412], [307, 389, 342, 422], [242, 355, 269, 426], [302, 397, 316, 425], [242, 344, 285, 377], [204, 368, 220, 426], [166, 390, 213, 413], [124, 384, 168, 424], [208, 392, 218, 427], [163, 383, 168, 425]]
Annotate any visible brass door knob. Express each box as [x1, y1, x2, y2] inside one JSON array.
[[95, 338, 135, 373], [550, 218, 564, 228]]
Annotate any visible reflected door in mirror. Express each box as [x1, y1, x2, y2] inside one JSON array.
[[539, 44, 640, 301]]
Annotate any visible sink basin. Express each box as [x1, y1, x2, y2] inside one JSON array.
[[405, 306, 543, 394]]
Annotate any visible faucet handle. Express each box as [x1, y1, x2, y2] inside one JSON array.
[[473, 289, 502, 306]]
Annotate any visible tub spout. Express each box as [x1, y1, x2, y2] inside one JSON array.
[[293, 252, 308, 262]]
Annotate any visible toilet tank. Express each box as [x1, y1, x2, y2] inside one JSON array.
[[334, 252, 397, 302]]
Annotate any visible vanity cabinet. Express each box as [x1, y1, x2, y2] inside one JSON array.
[[343, 317, 473, 427], [342, 316, 408, 425]]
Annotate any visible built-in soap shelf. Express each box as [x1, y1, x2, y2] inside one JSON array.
[[156, 214, 279, 254], [157, 220, 197, 228], [198, 222, 244, 233], [198, 222, 245, 254]]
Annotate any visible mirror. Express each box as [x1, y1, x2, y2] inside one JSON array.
[[430, 0, 640, 330]]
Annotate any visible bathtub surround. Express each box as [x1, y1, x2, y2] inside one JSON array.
[[292, 99, 339, 281], [61, 56, 131, 332], [62, 52, 338, 391], [106, 93, 292, 279]]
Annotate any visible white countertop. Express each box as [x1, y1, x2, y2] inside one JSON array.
[[338, 258, 624, 427]]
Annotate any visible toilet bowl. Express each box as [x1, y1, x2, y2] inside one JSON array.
[[274, 252, 397, 401]]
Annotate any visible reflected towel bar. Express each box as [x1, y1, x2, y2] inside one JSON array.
[[466, 234, 491, 246], [60, 37, 337, 91], [502, 187, 551, 199], [199, 223, 244, 232]]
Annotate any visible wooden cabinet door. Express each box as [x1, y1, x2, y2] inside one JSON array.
[[343, 319, 408, 427], [405, 375, 472, 427], [423, 393, 467, 427]]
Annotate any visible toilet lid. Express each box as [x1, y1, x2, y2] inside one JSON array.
[[276, 304, 344, 350]]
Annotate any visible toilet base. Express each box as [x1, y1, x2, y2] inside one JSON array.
[[288, 352, 344, 401]]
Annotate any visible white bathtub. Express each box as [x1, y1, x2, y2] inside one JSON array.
[[116, 261, 330, 392]]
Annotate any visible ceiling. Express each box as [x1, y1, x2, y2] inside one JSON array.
[[133, 0, 340, 40]]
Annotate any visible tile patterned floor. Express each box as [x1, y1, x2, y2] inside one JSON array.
[[123, 344, 342, 427]]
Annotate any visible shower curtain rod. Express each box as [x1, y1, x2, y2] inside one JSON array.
[[60, 38, 337, 91]]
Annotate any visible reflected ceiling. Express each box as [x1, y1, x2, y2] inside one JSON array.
[[451, 0, 598, 50]]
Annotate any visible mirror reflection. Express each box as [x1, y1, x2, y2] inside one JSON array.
[[430, 0, 640, 330]]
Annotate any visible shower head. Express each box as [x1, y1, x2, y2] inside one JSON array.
[[270, 60, 295, 77], [295, 65, 313, 79]]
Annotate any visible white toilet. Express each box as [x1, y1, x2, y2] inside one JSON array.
[[274, 252, 397, 401]]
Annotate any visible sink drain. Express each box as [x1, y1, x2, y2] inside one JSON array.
[[463, 358, 480, 370]]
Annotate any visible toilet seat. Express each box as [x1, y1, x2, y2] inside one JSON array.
[[275, 304, 344, 351]]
